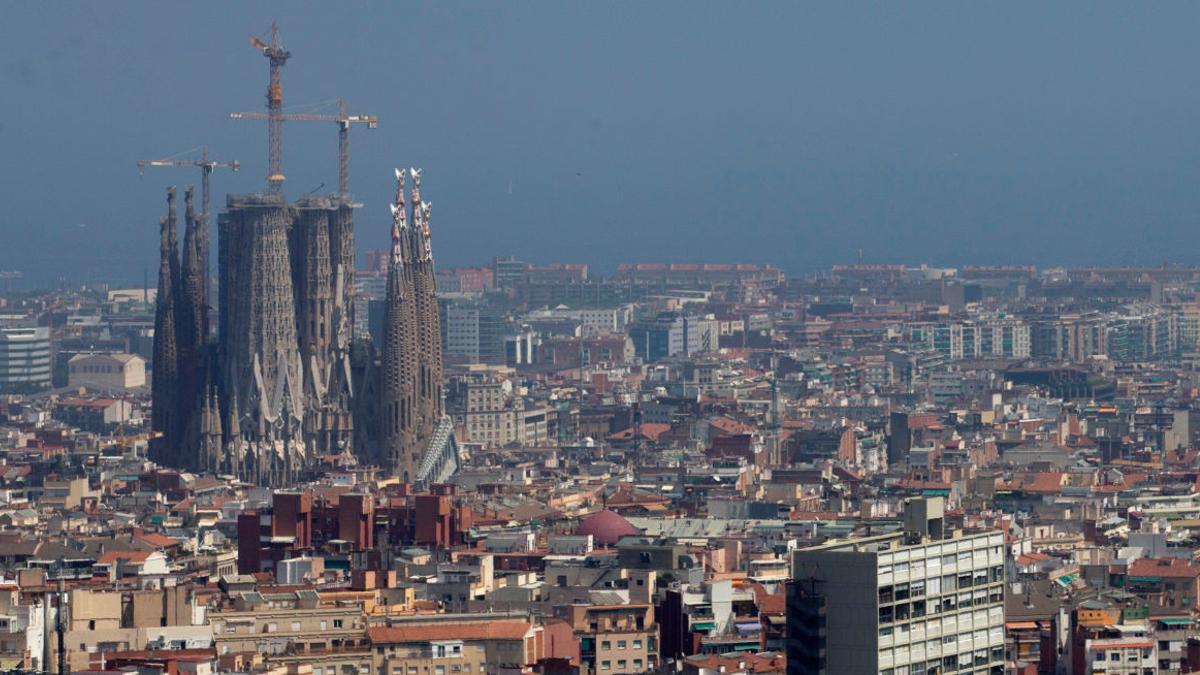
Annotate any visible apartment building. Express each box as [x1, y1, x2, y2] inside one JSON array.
[[568, 603, 658, 674], [209, 590, 367, 658], [368, 614, 543, 675], [449, 374, 551, 448], [788, 497, 1005, 675], [0, 584, 43, 670], [1083, 638, 1156, 675], [50, 587, 209, 674], [908, 318, 1032, 361]]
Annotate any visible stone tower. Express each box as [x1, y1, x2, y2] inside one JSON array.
[[151, 187, 180, 463]]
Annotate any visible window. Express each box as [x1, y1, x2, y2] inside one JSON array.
[[602, 641, 611, 650], [633, 640, 642, 649], [291, 621, 301, 632], [617, 640, 627, 649], [601, 661, 611, 671], [333, 619, 344, 629]]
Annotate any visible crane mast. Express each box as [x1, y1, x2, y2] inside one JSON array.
[[338, 98, 350, 198], [230, 97, 377, 203], [137, 146, 240, 218], [136, 147, 239, 310], [250, 23, 291, 197]]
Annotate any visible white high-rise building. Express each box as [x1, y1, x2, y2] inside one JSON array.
[[0, 325, 51, 392], [788, 497, 1005, 675]]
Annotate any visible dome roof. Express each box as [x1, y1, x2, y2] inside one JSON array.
[[574, 510, 639, 547]]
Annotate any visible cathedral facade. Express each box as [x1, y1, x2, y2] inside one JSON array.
[[150, 170, 456, 487]]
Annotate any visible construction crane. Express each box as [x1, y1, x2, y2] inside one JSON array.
[[136, 146, 240, 220], [137, 147, 238, 307], [248, 22, 291, 197], [231, 97, 378, 201]]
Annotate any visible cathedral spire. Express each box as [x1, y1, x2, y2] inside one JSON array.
[[380, 167, 419, 478], [180, 185, 207, 350], [152, 187, 181, 463]]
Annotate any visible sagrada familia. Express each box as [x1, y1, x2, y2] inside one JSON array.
[[150, 169, 458, 487]]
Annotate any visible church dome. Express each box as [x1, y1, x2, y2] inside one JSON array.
[[575, 510, 639, 546]]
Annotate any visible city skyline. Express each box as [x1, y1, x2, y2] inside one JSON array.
[[10, 7, 1200, 675]]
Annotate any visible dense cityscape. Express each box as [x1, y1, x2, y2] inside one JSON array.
[[10, 10, 1200, 675]]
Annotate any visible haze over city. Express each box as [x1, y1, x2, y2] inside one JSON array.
[[6, 3, 1200, 286], [8, 6, 1200, 675]]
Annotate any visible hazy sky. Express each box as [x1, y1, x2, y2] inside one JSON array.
[[4, 3, 1200, 286]]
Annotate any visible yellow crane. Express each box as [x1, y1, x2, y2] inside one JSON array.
[[230, 97, 377, 200]]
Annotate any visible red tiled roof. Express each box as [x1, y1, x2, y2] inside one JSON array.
[[709, 417, 755, 435], [96, 550, 152, 565], [744, 582, 785, 614], [134, 532, 177, 549], [1006, 472, 1065, 494], [607, 424, 671, 442], [1127, 558, 1200, 580], [368, 621, 533, 644]]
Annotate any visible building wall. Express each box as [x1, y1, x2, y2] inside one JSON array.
[[790, 551, 878, 673], [0, 326, 51, 391], [790, 530, 1006, 675], [68, 353, 146, 389], [209, 606, 364, 656]]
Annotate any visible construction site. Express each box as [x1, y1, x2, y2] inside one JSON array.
[[148, 24, 458, 488]]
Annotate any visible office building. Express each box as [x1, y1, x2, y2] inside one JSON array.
[[0, 325, 51, 392], [788, 497, 1005, 675]]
